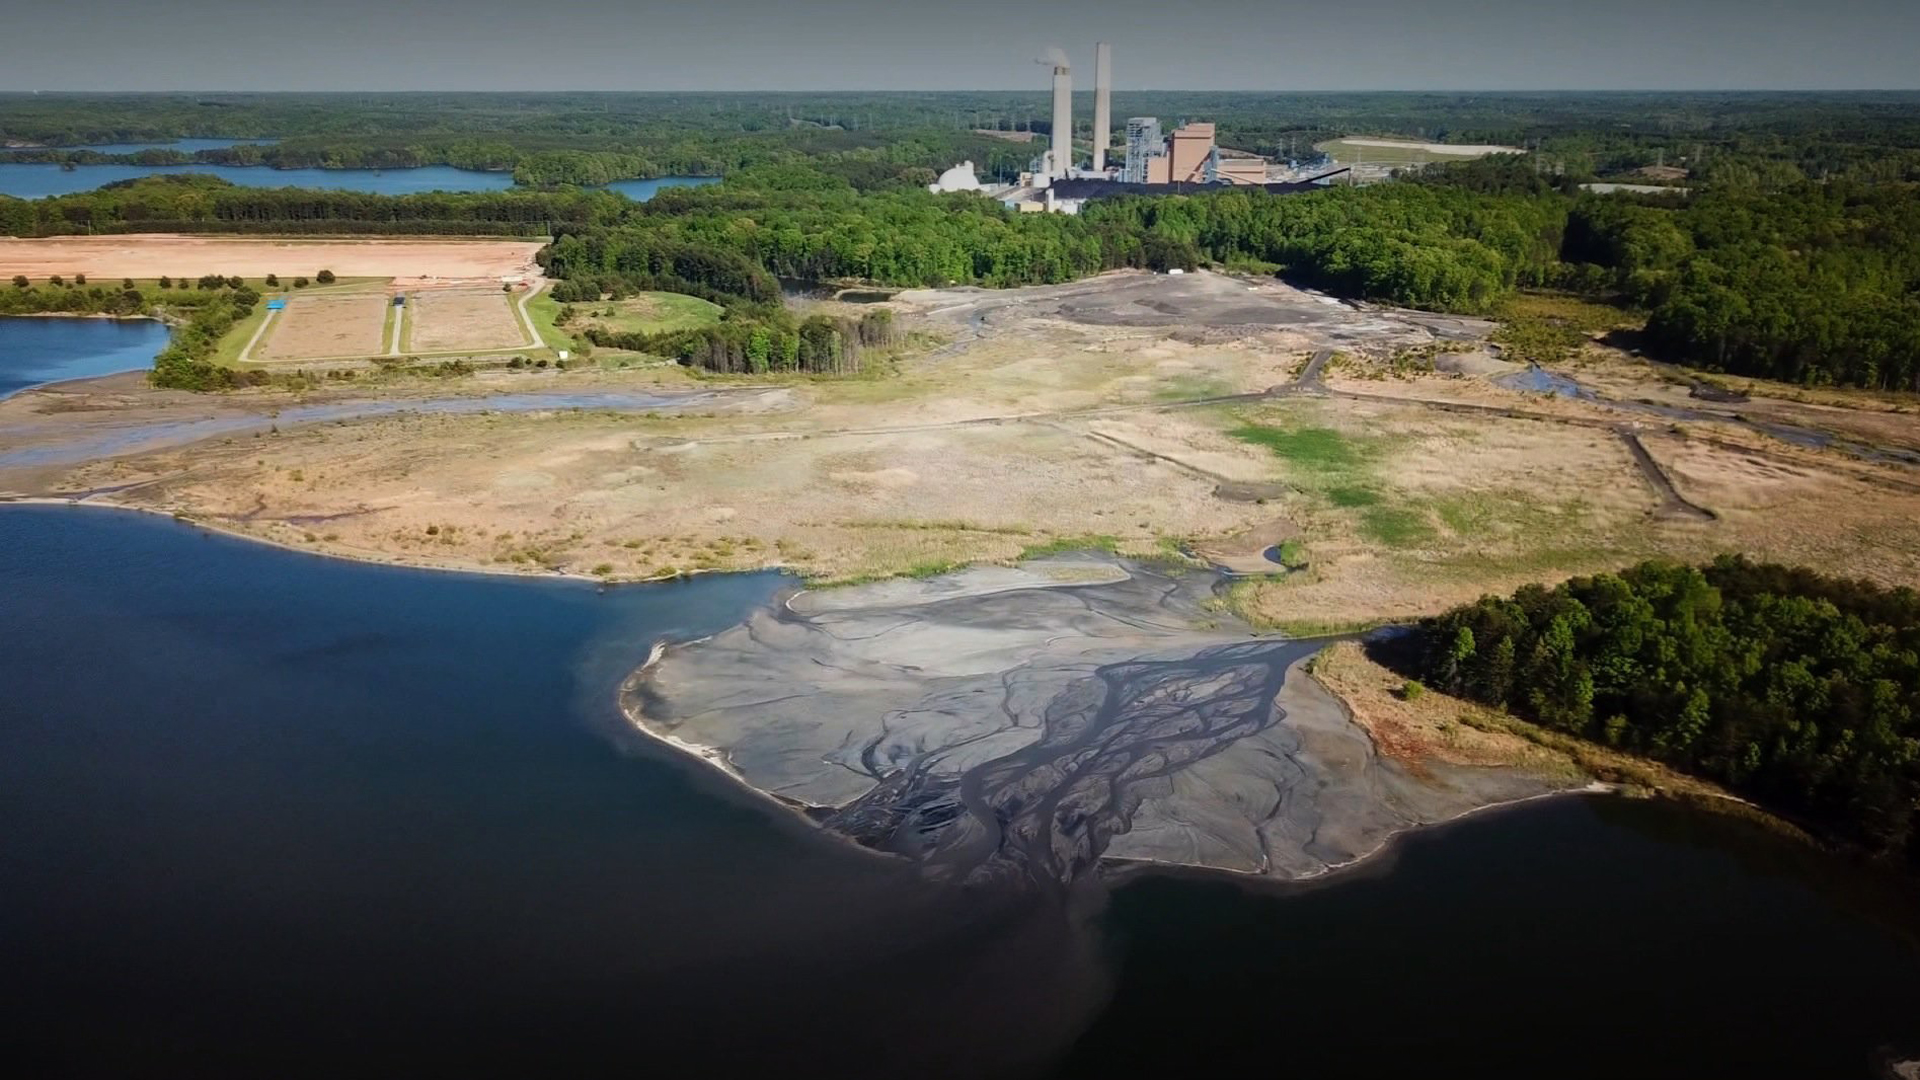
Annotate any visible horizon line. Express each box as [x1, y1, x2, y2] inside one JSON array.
[[4, 87, 1920, 95]]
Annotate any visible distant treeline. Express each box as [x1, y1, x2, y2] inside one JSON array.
[[1417, 557, 1920, 868], [6, 89, 1920, 185], [0, 176, 624, 237]]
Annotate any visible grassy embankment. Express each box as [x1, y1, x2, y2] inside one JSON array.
[[526, 290, 722, 368]]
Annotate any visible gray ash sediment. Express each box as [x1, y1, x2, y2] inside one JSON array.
[[625, 554, 1571, 887]]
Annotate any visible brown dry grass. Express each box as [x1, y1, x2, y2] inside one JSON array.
[[406, 289, 527, 353], [15, 271, 1920, 618], [0, 235, 543, 281], [1308, 642, 1574, 775], [1309, 642, 1774, 817], [62, 409, 1271, 583], [257, 293, 388, 361]]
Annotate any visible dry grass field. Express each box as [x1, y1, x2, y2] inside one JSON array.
[[9, 270, 1920, 628], [254, 292, 390, 361], [406, 288, 528, 353]]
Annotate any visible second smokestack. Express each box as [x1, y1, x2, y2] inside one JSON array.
[[1092, 42, 1111, 174], [1049, 50, 1072, 180]]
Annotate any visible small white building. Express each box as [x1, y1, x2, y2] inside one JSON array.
[[928, 161, 984, 194]]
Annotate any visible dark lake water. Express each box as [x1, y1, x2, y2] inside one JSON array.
[[603, 175, 720, 200], [0, 316, 170, 399], [1, 505, 1915, 1078]]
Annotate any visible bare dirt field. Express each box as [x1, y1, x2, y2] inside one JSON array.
[[0, 235, 543, 282], [1317, 138, 1525, 166], [6, 269, 1918, 631], [256, 292, 389, 361], [406, 288, 528, 353]]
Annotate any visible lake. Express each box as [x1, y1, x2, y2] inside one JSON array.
[[0, 163, 517, 199], [0, 164, 719, 200], [603, 175, 720, 200], [0, 316, 170, 399], [1, 505, 1915, 1079]]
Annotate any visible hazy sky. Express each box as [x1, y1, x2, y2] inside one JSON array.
[[2, 0, 1916, 91]]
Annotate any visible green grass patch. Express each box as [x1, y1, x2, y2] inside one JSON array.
[[1274, 539, 1309, 569], [1019, 534, 1122, 560], [524, 289, 579, 354], [1228, 424, 1367, 472], [531, 290, 722, 353], [1326, 484, 1382, 508], [1360, 506, 1436, 547], [813, 558, 969, 588]]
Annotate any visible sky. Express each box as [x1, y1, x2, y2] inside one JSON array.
[[1, 0, 1916, 91]]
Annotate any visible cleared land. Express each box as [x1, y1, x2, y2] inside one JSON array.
[[0, 235, 543, 282], [405, 288, 529, 353], [255, 292, 389, 361], [1316, 138, 1524, 166], [4, 270, 1917, 630]]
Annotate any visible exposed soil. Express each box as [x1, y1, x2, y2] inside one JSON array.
[[405, 288, 527, 353], [0, 235, 543, 282], [257, 293, 388, 361]]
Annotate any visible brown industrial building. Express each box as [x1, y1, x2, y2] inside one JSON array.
[[1133, 121, 1270, 186]]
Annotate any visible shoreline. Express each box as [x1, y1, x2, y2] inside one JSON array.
[[0, 498, 1831, 891], [0, 496, 792, 587], [616, 636, 915, 866]]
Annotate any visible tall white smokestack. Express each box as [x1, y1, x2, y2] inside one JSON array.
[[1038, 47, 1072, 180], [1092, 42, 1112, 174]]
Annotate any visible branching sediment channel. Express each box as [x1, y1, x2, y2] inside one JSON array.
[[624, 555, 1570, 889]]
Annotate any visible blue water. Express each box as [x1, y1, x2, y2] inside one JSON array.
[[8, 137, 279, 156], [0, 163, 516, 199], [0, 316, 171, 399], [0, 505, 1914, 1077], [604, 175, 720, 200], [0, 165, 719, 200]]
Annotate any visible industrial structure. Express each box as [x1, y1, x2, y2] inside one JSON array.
[[929, 41, 1335, 213], [1040, 47, 1073, 180], [1091, 42, 1112, 174], [1122, 120, 1268, 185]]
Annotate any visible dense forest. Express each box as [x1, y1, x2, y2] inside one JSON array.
[[1417, 558, 1920, 868], [6, 90, 1919, 185], [0, 175, 629, 237]]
